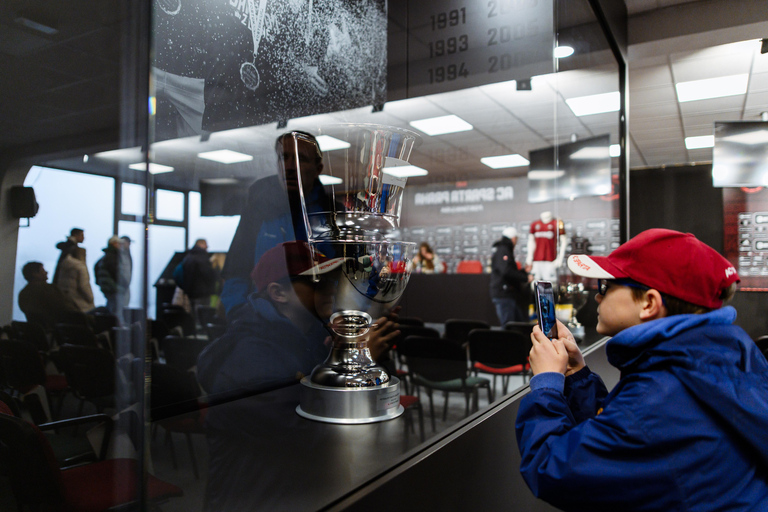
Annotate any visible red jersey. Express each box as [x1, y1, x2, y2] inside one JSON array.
[[530, 218, 564, 261]]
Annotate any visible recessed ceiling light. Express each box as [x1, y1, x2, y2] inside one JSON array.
[[409, 115, 473, 136], [675, 74, 748, 102], [197, 149, 254, 164], [528, 170, 565, 180], [565, 92, 620, 116], [721, 129, 768, 145], [685, 135, 715, 149], [569, 147, 610, 160], [318, 175, 343, 185], [480, 154, 529, 169], [609, 144, 620, 157], [128, 162, 175, 174], [554, 46, 574, 58], [316, 135, 351, 151], [201, 178, 240, 185], [383, 165, 429, 178]]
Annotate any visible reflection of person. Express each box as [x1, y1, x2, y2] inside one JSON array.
[[180, 238, 218, 306], [516, 229, 768, 512], [490, 227, 532, 325], [53, 227, 84, 285], [18, 262, 79, 329], [95, 236, 131, 322], [198, 241, 337, 399], [56, 247, 95, 312], [525, 211, 566, 282], [219, 131, 333, 317], [408, 242, 443, 274]]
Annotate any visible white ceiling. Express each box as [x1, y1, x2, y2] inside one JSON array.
[[10, 0, 768, 188]]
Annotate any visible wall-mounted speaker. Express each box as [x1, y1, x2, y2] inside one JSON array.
[[10, 186, 39, 218]]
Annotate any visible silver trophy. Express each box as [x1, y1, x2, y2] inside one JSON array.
[[292, 125, 421, 423], [558, 282, 590, 340]]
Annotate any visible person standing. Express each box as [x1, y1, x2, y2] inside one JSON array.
[[180, 238, 218, 311], [95, 236, 128, 322], [490, 227, 532, 325], [53, 227, 84, 285], [56, 247, 95, 312]]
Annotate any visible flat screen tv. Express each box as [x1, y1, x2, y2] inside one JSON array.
[[712, 121, 768, 187], [528, 134, 612, 203]]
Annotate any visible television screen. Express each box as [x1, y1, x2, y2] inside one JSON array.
[[712, 121, 768, 187], [528, 134, 612, 203]]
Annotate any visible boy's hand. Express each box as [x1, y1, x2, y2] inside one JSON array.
[[554, 320, 585, 376], [529, 324, 569, 375]]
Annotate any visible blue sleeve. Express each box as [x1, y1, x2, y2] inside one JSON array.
[[564, 366, 609, 424], [515, 374, 675, 510]]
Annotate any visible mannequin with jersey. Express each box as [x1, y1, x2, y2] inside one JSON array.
[[525, 211, 566, 282]]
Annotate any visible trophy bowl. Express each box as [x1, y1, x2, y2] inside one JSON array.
[[558, 282, 590, 340]]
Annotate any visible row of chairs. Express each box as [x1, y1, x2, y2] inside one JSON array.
[[393, 318, 533, 432]]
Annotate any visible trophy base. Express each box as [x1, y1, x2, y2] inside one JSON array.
[[568, 323, 586, 341], [296, 376, 403, 424]]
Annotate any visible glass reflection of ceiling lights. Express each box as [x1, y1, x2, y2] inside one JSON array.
[[480, 154, 529, 169], [319, 175, 343, 185], [566, 91, 620, 116], [127, 162, 174, 174], [675, 74, 749, 102], [316, 135, 351, 151], [685, 135, 715, 150], [382, 165, 429, 178], [554, 45, 574, 58], [409, 115, 473, 136], [197, 149, 254, 164]]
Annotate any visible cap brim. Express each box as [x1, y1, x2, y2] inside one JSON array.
[[298, 257, 346, 277], [567, 254, 618, 279]]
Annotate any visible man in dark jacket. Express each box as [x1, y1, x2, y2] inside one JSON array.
[[516, 229, 768, 511], [180, 238, 218, 304], [18, 261, 79, 330], [490, 227, 532, 325]]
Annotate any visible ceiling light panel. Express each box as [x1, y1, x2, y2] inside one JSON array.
[[197, 149, 254, 164], [382, 165, 429, 177], [480, 154, 529, 169], [318, 175, 343, 185], [316, 135, 351, 151], [409, 115, 473, 135], [675, 74, 748, 102], [128, 162, 175, 174], [685, 135, 715, 149], [565, 92, 620, 116]]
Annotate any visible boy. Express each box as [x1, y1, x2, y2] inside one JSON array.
[[516, 228, 768, 511]]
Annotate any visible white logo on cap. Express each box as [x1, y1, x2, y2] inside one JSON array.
[[725, 266, 737, 278]]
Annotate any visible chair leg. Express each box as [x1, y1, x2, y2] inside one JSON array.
[[416, 403, 425, 442], [464, 392, 470, 417], [427, 390, 436, 432], [165, 429, 178, 470], [443, 392, 450, 422], [184, 432, 199, 480], [486, 383, 493, 405]]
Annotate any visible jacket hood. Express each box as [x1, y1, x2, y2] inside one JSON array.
[[493, 237, 514, 250], [607, 306, 768, 465]]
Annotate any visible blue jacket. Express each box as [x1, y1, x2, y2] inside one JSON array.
[[196, 294, 330, 399], [516, 307, 768, 511]]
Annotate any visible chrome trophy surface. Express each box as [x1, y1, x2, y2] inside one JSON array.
[[293, 125, 421, 424]]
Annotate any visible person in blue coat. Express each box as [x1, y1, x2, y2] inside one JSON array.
[[516, 228, 768, 512]]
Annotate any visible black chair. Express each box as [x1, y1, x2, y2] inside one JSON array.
[[54, 324, 100, 349], [56, 345, 116, 416], [89, 311, 119, 337], [160, 307, 196, 337], [160, 336, 210, 372], [397, 335, 492, 432], [150, 363, 206, 479], [10, 321, 51, 352], [205, 322, 227, 341], [755, 335, 768, 359], [504, 321, 534, 337], [392, 326, 440, 394], [0, 407, 182, 511], [0, 340, 69, 422], [467, 328, 533, 396], [444, 319, 491, 345], [397, 316, 424, 327]]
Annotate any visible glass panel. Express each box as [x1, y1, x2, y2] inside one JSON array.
[[147, 224, 186, 319], [188, 191, 240, 252], [122, 182, 146, 216], [155, 189, 185, 221], [117, 221, 145, 310]]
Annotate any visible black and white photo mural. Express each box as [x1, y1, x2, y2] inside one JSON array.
[[152, 0, 387, 140]]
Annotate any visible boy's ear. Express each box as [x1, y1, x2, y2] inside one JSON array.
[[639, 289, 667, 321], [267, 282, 290, 304]]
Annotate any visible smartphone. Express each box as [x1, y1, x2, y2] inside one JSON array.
[[534, 281, 559, 340]]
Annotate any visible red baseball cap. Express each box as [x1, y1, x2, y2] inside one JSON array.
[[251, 241, 345, 292], [567, 228, 739, 309]]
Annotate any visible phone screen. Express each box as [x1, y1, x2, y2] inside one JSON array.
[[535, 281, 558, 340]]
